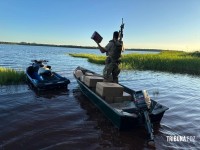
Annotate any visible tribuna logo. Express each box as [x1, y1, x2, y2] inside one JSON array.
[[166, 136, 196, 142]]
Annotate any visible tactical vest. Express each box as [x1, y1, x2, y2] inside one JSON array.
[[107, 40, 123, 63]]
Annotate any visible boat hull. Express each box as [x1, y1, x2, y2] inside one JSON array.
[[74, 67, 168, 130], [77, 79, 138, 130]]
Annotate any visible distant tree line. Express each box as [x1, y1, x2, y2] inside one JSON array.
[[0, 41, 98, 49], [0, 41, 164, 52]]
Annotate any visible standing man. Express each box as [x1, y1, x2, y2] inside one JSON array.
[[95, 31, 124, 83]]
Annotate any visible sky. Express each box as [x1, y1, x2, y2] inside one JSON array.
[[0, 0, 200, 51]]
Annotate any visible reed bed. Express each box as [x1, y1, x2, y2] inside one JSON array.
[[69, 53, 105, 64], [69, 51, 200, 75], [0, 67, 26, 85]]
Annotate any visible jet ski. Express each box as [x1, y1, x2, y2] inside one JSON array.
[[26, 60, 70, 90]]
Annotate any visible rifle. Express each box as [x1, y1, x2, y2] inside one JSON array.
[[119, 18, 124, 41]]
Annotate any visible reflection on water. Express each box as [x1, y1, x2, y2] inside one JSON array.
[[0, 44, 200, 149]]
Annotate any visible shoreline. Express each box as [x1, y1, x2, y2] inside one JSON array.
[[0, 41, 165, 52]]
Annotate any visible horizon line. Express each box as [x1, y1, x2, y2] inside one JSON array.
[[0, 41, 183, 52]]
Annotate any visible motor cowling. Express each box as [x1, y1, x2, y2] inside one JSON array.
[[134, 90, 151, 110]]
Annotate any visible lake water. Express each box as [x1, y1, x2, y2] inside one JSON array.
[[0, 44, 199, 150]]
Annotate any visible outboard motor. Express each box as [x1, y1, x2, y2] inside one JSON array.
[[134, 90, 154, 146], [134, 90, 151, 110]]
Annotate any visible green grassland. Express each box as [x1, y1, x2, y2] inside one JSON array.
[[0, 67, 26, 85], [69, 51, 200, 75]]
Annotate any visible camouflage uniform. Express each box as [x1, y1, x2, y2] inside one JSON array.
[[103, 40, 123, 83]]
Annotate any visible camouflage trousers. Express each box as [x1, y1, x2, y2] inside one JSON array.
[[103, 62, 120, 83]]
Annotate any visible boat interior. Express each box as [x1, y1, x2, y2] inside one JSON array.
[[74, 68, 152, 116], [74, 67, 168, 118]]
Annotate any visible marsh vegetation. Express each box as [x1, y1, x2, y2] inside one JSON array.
[[69, 51, 200, 75], [0, 67, 26, 85]]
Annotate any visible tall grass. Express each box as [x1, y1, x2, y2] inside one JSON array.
[[69, 51, 200, 75], [0, 67, 26, 85], [69, 53, 105, 64]]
